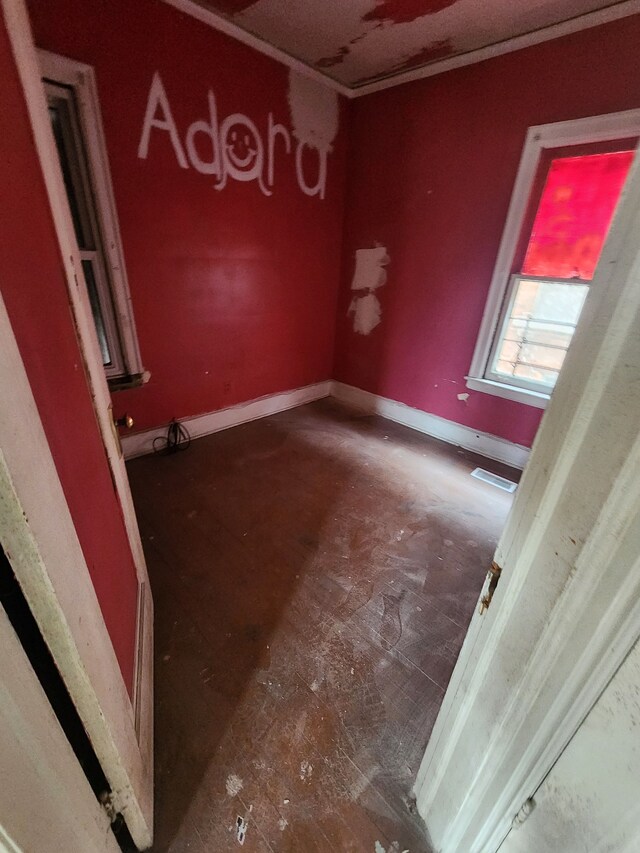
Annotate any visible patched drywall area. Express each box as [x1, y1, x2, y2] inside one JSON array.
[[199, 0, 622, 86], [287, 70, 339, 153], [287, 70, 339, 199], [348, 246, 389, 335]]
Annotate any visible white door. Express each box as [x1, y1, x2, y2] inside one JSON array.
[[1, 0, 153, 847], [0, 604, 121, 853], [0, 288, 153, 849], [499, 638, 640, 853], [414, 134, 640, 851]]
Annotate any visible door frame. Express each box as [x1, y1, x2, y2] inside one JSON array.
[[2, 0, 152, 759], [0, 284, 153, 847], [0, 603, 122, 853], [1, 0, 153, 847], [414, 138, 640, 850]]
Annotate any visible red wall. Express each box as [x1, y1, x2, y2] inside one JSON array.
[[0, 19, 138, 693], [334, 15, 640, 448], [7, 2, 639, 693], [29, 0, 348, 434]]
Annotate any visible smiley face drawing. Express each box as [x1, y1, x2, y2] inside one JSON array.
[[216, 113, 270, 196]]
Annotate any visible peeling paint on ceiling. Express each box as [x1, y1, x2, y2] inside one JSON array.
[[192, 0, 632, 88], [362, 0, 460, 25]]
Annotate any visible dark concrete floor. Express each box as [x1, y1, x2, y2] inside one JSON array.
[[127, 399, 517, 853]]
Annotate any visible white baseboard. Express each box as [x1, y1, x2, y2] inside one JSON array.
[[331, 381, 530, 470], [121, 381, 331, 460], [122, 378, 530, 469]]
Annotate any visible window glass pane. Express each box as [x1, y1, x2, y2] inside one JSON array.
[[512, 278, 587, 325], [48, 99, 93, 251], [522, 150, 633, 281], [81, 259, 112, 366], [493, 277, 588, 391]]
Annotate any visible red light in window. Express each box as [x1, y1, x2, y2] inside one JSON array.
[[522, 150, 634, 281]]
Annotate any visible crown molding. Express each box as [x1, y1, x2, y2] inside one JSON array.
[[162, 0, 352, 97], [354, 0, 640, 96], [162, 0, 640, 100]]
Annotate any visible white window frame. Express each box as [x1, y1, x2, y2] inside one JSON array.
[[485, 272, 590, 395], [466, 109, 640, 409], [38, 50, 145, 386]]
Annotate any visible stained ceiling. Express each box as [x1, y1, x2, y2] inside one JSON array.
[[189, 0, 632, 91]]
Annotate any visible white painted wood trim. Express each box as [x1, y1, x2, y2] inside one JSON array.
[[37, 49, 145, 380], [132, 581, 154, 800], [331, 381, 530, 470], [0, 830, 21, 853], [465, 376, 548, 410], [0, 606, 121, 853], [414, 139, 640, 853], [162, 0, 352, 97], [162, 0, 640, 99], [122, 379, 529, 469], [5, 0, 153, 783], [2, 0, 153, 846], [353, 0, 640, 96], [122, 381, 332, 459], [5, 0, 151, 592], [467, 109, 640, 393], [0, 284, 151, 849]]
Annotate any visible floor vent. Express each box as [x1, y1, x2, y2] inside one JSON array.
[[471, 467, 517, 493]]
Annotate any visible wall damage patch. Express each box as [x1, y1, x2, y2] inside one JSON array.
[[287, 70, 339, 198], [348, 246, 389, 335]]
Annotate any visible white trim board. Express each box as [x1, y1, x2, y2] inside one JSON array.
[[352, 1, 640, 97], [413, 147, 640, 853], [3, 0, 153, 845], [0, 283, 151, 847], [37, 49, 146, 383], [123, 380, 530, 469], [163, 0, 351, 97], [162, 0, 640, 100], [467, 109, 640, 405], [331, 382, 530, 470], [122, 381, 331, 459]]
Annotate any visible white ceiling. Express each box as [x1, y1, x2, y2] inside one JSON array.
[[181, 0, 639, 93]]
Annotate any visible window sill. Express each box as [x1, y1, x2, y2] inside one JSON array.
[[108, 369, 151, 393], [465, 376, 549, 409]]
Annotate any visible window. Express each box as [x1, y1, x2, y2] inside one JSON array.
[[467, 111, 640, 408], [39, 51, 144, 387]]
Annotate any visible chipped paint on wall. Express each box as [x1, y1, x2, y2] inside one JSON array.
[[287, 70, 339, 152], [349, 288, 382, 334], [287, 70, 339, 197], [351, 246, 389, 291], [348, 247, 389, 335]]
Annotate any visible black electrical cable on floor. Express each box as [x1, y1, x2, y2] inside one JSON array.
[[153, 418, 191, 455]]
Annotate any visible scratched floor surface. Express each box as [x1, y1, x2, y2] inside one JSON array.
[[127, 398, 517, 852]]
